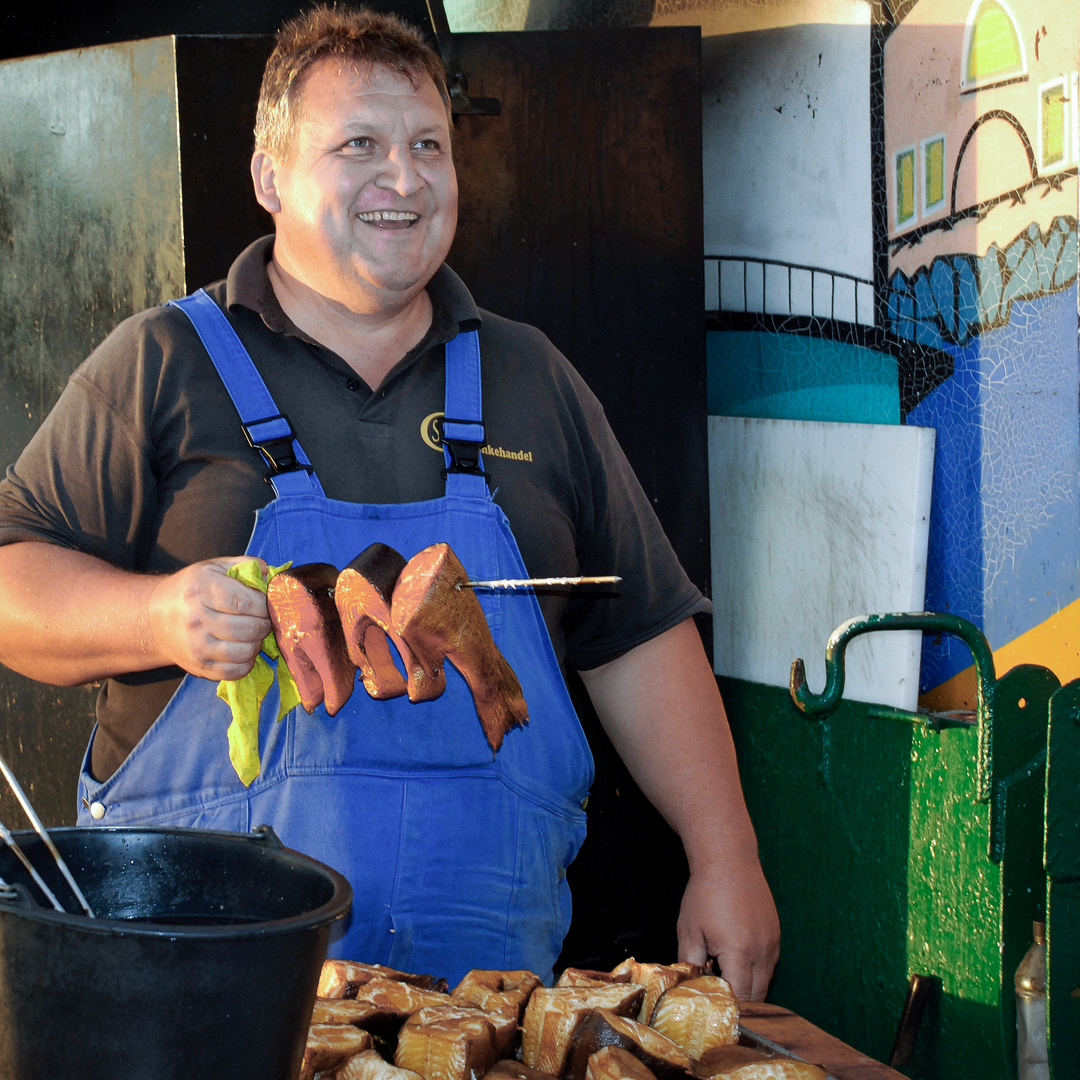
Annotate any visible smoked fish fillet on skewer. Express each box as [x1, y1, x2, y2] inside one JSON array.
[[267, 563, 354, 715], [391, 543, 529, 753], [336, 543, 410, 700]]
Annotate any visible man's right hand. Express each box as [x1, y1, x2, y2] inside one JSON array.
[[0, 542, 270, 687], [147, 558, 271, 681]]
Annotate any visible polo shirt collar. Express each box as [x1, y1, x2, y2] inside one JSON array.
[[224, 234, 482, 345]]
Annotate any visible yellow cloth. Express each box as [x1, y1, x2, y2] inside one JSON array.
[[216, 559, 300, 786]]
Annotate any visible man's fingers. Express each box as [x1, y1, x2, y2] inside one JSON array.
[[676, 919, 707, 968], [714, 958, 753, 1002], [676, 862, 780, 1003], [192, 581, 270, 639], [187, 631, 267, 681], [204, 565, 271, 617], [749, 964, 771, 1003], [147, 558, 274, 676]]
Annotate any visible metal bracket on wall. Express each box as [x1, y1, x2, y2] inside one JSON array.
[[425, 0, 501, 116], [790, 611, 1066, 865], [790, 611, 995, 801]]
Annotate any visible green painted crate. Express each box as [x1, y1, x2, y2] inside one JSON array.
[[721, 612, 1078, 1079]]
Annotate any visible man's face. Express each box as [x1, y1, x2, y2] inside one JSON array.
[[258, 59, 457, 312]]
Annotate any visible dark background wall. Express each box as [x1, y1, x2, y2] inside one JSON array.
[[0, 2, 432, 61]]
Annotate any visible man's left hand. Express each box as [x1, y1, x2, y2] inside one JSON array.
[[677, 856, 779, 1002]]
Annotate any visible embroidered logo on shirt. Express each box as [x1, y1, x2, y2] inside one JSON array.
[[421, 411, 534, 462]]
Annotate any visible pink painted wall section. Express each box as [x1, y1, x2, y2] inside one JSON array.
[[886, 0, 1078, 276]]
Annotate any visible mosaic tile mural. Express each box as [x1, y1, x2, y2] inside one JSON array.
[[444, 0, 1080, 703], [885, 0, 1079, 700]]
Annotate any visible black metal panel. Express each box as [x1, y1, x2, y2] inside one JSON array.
[[175, 36, 277, 292], [450, 28, 709, 600], [0, 672, 96, 836]]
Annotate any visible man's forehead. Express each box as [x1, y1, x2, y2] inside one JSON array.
[[297, 57, 442, 112]]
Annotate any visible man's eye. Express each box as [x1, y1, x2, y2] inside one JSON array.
[[412, 139, 441, 151], [346, 137, 373, 149]]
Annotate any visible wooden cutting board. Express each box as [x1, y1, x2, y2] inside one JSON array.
[[738, 1002, 906, 1080]]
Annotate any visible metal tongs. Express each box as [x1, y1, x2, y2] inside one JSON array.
[[0, 751, 94, 917]]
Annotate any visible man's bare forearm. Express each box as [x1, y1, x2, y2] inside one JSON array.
[[579, 618, 760, 870], [0, 542, 271, 686], [578, 617, 780, 999]]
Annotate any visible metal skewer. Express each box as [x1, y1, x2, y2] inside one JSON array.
[[0, 752, 95, 917], [0, 819, 65, 912], [460, 575, 622, 590]]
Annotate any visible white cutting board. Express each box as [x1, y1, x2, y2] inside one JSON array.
[[709, 416, 935, 711]]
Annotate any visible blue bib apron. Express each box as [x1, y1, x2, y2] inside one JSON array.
[[77, 291, 594, 985]]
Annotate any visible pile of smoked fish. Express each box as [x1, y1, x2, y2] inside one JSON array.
[[302, 959, 826, 1080]]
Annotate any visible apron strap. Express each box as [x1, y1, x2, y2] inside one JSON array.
[[442, 329, 488, 499], [168, 290, 325, 498]]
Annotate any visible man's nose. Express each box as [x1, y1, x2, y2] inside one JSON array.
[[376, 145, 423, 197]]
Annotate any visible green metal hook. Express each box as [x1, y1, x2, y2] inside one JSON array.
[[789, 611, 996, 803]]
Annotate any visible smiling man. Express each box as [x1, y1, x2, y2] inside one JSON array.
[[0, 6, 778, 994]]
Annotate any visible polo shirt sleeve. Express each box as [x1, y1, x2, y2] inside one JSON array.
[[0, 311, 173, 570], [0, 295, 269, 580]]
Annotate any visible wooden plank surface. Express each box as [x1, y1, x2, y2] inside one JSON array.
[[739, 1002, 907, 1080]]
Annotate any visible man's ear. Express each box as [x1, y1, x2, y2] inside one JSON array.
[[251, 149, 282, 215]]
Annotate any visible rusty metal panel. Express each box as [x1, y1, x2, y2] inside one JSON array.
[[0, 37, 185, 424], [0, 38, 186, 826]]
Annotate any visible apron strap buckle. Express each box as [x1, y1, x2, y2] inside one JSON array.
[[442, 416, 487, 480], [243, 412, 305, 476]]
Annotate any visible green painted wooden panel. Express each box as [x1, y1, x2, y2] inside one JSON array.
[[720, 675, 912, 1064], [1046, 681, 1080, 1077], [721, 658, 1056, 1079]]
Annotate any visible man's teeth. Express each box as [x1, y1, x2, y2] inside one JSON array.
[[358, 211, 419, 222]]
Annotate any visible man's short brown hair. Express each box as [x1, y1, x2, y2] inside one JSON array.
[[254, 5, 450, 159]]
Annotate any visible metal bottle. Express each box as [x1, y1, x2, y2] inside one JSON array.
[[1015, 920, 1050, 1080]]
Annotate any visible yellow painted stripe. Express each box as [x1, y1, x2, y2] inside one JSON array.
[[919, 595, 1080, 711]]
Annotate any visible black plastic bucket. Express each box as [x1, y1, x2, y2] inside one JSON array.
[[0, 825, 351, 1080]]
